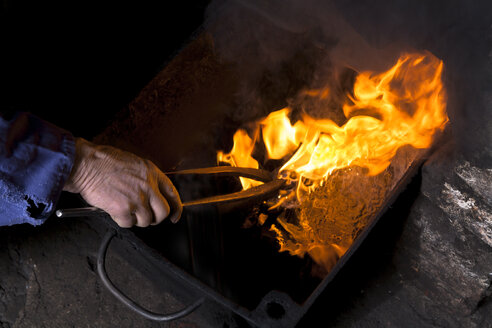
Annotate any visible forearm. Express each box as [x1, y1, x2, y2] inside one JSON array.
[[0, 112, 182, 228]]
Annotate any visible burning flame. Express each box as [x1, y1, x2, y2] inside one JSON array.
[[217, 52, 448, 272], [217, 129, 263, 189], [219, 53, 447, 190]]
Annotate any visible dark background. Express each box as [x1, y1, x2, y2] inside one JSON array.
[[2, 0, 490, 165], [0, 0, 210, 138]]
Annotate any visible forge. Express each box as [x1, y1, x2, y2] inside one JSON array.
[[85, 1, 490, 327], [1, 0, 490, 327]]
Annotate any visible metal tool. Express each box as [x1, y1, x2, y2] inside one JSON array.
[[56, 166, 285, 218]]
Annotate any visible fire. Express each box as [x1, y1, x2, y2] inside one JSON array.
[[217, 129, 263, 190], [217, 52, 448, 273]]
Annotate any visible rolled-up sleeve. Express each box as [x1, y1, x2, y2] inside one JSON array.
[[0, 112, 75, 226]]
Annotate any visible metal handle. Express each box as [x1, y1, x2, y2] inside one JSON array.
[[57, 179, 285, 218], [97, 230, 204, 321], [56, 207, 104, 218]]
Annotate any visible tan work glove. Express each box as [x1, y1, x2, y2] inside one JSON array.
[[63, 138, 182, 227]]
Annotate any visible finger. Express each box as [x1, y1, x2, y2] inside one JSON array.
[[134, 205, 154, 227], [149, 192, 170, 225], [111, 212, 136, 228], [102, 200, 138, 228], [157, 173, 183, 223]]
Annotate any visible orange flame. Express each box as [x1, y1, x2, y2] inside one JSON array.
[[217, 52, 448, 272], [217, 129, 263, 189], [218, 52, 447, 188], [261, 108, 307, 160]]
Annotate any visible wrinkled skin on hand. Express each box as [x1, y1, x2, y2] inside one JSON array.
[[63, 138, 182, 227]]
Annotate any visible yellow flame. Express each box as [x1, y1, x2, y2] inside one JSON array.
[[218, 52, 448, 187], [217, 52, 448, 272], [260, 108, 306, 160], [280, 53, 447, 181], [217, 129, 263, 189]]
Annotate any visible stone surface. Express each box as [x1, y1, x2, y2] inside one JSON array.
[[0, 217, 211, 328], [298, 143, 492, 328]]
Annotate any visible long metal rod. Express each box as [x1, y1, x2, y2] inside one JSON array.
[[56, 179, 285, 218], [55, 207, 104, 218], [181, 179, 285, 207], [165, 166, 274, 182], [56, 165, 285, 218]]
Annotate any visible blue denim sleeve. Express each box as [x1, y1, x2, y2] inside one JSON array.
[[0, 112, 75, 226]]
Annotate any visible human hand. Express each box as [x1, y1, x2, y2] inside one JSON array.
[[63, 138, 182, 227]]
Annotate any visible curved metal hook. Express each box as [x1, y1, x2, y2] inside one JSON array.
[[97, 230, 204, 321]]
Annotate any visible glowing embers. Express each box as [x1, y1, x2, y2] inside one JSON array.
[[217, 52, 448, 274]]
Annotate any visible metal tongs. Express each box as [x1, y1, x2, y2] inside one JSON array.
[[55, 166, 285, 218]]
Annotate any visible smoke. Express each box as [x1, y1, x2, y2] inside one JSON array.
[[204, 0, 492, 168]]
